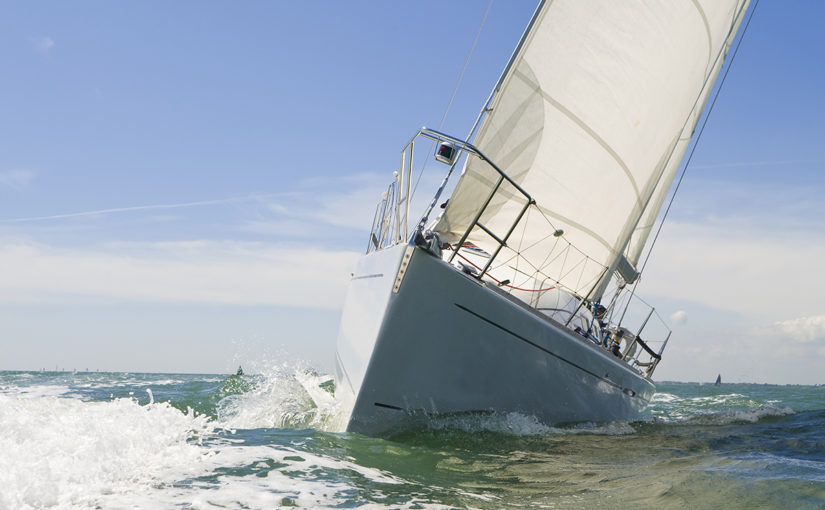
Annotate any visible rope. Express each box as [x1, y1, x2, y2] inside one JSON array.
[[450, 248, 556, 292]]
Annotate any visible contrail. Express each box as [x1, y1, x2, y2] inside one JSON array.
[[0, 195, 268, 223]]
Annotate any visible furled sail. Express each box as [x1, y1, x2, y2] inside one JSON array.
[[434, 0, 750, 299]]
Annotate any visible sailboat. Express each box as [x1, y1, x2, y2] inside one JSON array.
[[334, 0, 751, 436]]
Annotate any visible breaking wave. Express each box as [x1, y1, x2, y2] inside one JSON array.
[[647, 391, 795, 426], [0, 393, 213, 509], [420, 411, 638, 436], [0, 369, 819, 509], [216, 363, 344, 431]]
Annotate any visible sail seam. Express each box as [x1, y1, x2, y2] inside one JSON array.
[[521, 71, 642, 205], [688, 0, 714, 74], [635, 0, 754, 278], [618, 0, 751, 279], [534, 203, 613, 255]]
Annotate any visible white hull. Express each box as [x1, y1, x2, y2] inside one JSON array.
[[335, 243, 655, 436]]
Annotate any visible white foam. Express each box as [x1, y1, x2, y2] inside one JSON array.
[[217, 366, 344, 431], [682, 405, 795, 426], [72, 378, 186, 389], [0, 384, 71, 398], [0, 393, 213, 509], [648, 390, 796, 425], [424, 411, 636, 436], [0, 388, 451, 509], [220, 368, 638, 437], [650, 392, 681, 403], [92, 442, 422, 509]]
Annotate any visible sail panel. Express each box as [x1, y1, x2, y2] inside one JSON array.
[[625, 5, 748, 267], [434, 0, 749, 296]]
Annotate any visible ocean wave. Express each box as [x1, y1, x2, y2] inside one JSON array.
[[94, 442, 441, 510], [72, 378, 187, 389], [648, 390, 797, 426], [404, 411, 638, 437], [678, 405, 796, 426], [212, 366, 644, 438], [0, 389, 434, 509], [0, 384, 71, 398], [216, 365, 344, 431], [0, 393, 213, 509]]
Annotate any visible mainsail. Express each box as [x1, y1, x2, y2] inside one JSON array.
[[434, 0, 750, 299]]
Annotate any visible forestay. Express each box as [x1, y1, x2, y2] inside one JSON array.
[[433, 0, 750, 299]]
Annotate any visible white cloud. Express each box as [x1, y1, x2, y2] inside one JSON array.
[[33, 36, 54, 55], [0, 169, 34, 190], [654, 315, 825, 385], [629, 180, 825, 384], [291, 171, 445, 233], [242, 172, 394, 237], [288, 173, 390, 230], [638, 219, 825, 320], [0, 241, 360, 309], [662, 173, 825, 236], [669, 310, 687, 324], [769, 314, 825, 343]]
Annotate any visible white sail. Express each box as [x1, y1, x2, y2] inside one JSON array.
[[625, 5, 747, 267], [434, 0, 750, 298]]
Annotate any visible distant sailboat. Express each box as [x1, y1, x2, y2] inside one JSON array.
[[715, 374, 722, 386], [334, 0, 752, 436]]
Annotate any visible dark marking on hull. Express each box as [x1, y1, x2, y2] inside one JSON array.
[[374, 402, 403, 411], [454, 303, 642, 400]]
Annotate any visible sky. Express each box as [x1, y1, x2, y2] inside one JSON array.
[[1, 1, 823, 384]]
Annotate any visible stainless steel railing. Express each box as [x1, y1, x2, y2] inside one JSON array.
[[365, 127, 670, 378]]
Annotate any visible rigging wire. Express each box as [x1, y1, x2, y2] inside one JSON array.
[[449, 247, 557, 292], [410, 0, 494, 201], [636, 0, 760, 278], [613, 0, 761, 330], [438, 0, 494, 130]]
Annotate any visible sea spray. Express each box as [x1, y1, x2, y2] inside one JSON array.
[[648, 390, 795, 424], [216, 364, 344, 431], [1, 371, 823, 509], [0, 393, 212, 509]]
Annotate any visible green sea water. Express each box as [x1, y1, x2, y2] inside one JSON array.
[[1, 368, 823, 509]]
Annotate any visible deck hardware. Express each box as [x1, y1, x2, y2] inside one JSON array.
[[392, 245, 415, 293]]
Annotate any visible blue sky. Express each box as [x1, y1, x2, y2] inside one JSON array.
[[1, 1, 824, 383]]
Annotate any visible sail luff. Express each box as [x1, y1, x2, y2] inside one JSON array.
[[465, 0, 547, 144], [595, 0, 750, 299], [418, 1, 547, 232], [434, 0, 752, 299], [625, 0, 751, 268]]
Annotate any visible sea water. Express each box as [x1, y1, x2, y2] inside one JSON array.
[[1, 368, 823, 509]]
